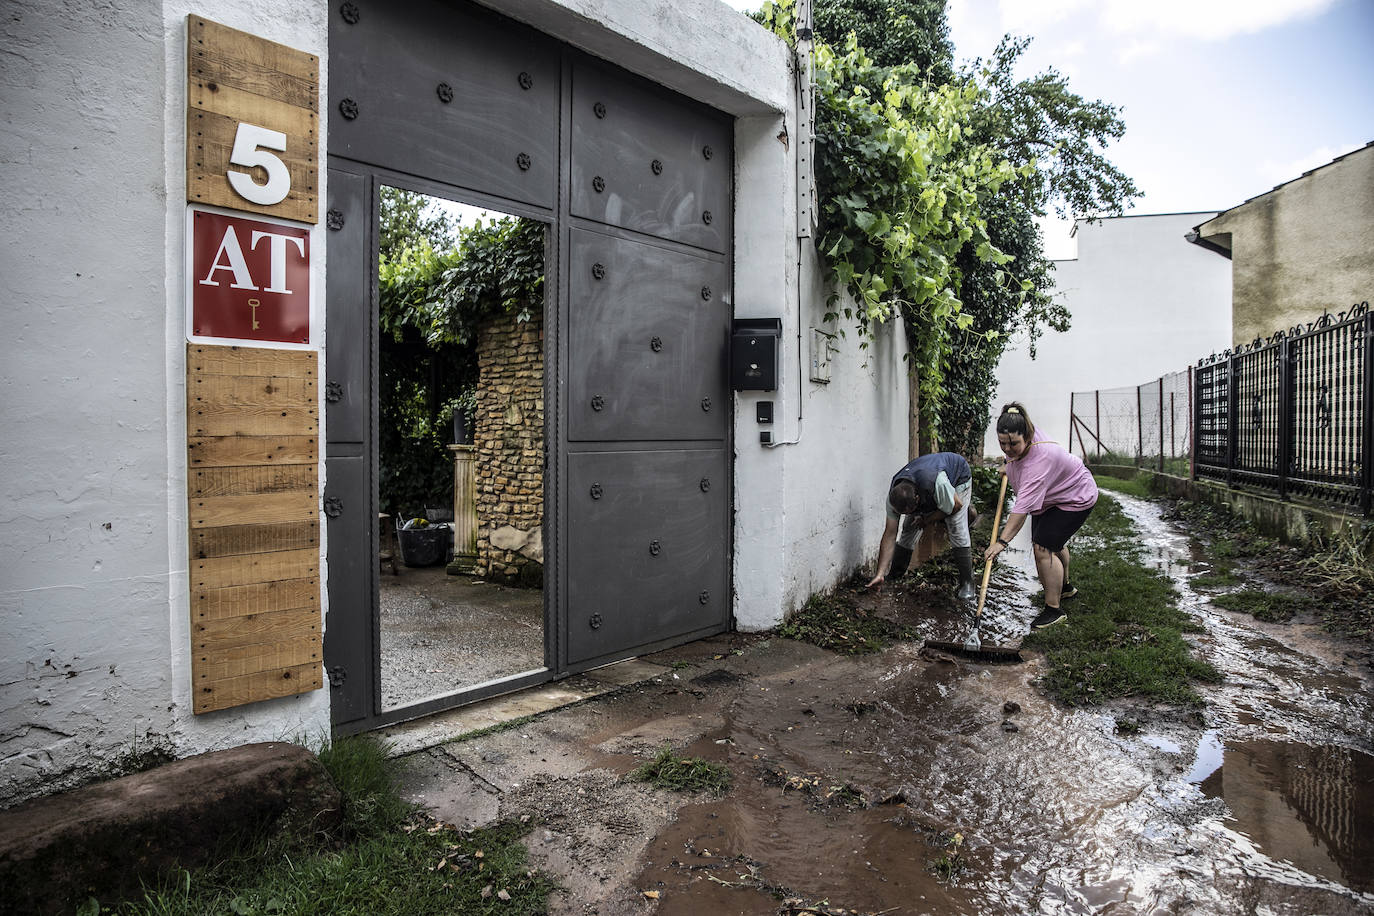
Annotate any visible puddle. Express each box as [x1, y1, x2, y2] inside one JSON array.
[[623, 493, 1374, 914], [1196, 738, 1374, 894]]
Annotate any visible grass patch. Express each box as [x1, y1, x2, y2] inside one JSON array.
[[1189, 570, 1240, 590], [1024, 495, 1222, 707], [1165, 499, 1373, 645], [777, 590, 914, 654], [1093, 472, 1154, 500], [628, 747, 731, 795], [928, 832, 966, 882], [1212, 588, 1318, 623], [110, 737, 554, 916]]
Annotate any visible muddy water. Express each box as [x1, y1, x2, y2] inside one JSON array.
[[628, 494, 1374, 914]]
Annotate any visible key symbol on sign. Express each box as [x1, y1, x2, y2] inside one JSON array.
[[248, 298, 261, 330]]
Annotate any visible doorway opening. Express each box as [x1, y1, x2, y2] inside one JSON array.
[[374, 185, 548, 712]]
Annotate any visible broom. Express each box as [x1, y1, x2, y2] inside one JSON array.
[[923, 471, 1023, 663]]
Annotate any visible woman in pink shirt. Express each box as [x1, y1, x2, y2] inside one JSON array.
[[984, 402, 1098, 630]]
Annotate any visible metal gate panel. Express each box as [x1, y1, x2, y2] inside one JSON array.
[[570, 62, 731, 253], [322, 454, 372, 726], [328, 0, 559, 209], [323, 165, 376, 729], [566, 449, 728, 664], [323, 168, 370, 445], [567, 228, 728, 442]]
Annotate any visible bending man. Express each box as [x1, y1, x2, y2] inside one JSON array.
[[866, 452, 977, 600]]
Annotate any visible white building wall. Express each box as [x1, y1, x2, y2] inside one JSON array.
[[985, 213, 1231, 457], [1, 0, 906, 804]]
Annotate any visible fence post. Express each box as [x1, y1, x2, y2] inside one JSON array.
[[1095, 390, 1101, 462], [1136, 384, 1143, 466], [1187, 365, 1195, 480], [1068, 392, 1076, 458], [1226, 353, 1237, 487], [1278, 337, 1293, 501], [1363, 310, 1373, 515], [1158, 377, 1165, 472]]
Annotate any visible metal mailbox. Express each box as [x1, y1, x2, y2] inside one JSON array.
[[731, 318, 781, 391]]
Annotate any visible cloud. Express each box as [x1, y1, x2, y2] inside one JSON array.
[[975, 0, 1336, 44], [1117, 38, 1162, 63], [1100, 0, 1336, 41]]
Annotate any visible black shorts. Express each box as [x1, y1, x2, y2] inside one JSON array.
[[1030, 505, 1094, 553]]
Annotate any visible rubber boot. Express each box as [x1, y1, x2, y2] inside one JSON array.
[[889, 544, 914, 581], [952, 547, 977, 601]]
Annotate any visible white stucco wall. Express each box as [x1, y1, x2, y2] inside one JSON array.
[[986, 213, 1232, 457], [0, 0, 332, 809], [1, 0, 906, 804]]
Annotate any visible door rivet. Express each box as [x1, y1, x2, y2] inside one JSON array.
[[699, 590, 710, 604], [590, 483, 603, 499], [650, 336, 663, 352], [326, 208, 345, 231], [589, 614, 602, 630], [340, 2, 360, 24], [325, 381, 343, 403], [651, 159, 663, 175], [436, 82, 454, 103], [516, 152, 531, 171], [703, 145, 713, 160], [593, 101, 606, 118], [591, 262, 606, 280], [324, 496, 343, 518], [649, 540, 661, 556], [700, 477, 711, 492], [593, 176, 605, 193], [702, 210, 713, 225], [338, 98, 359, 120], [591, 395, 605, 412], [701, 286, 712, 301], [701, 397, 712, 412], [518, 71, 533, 90]]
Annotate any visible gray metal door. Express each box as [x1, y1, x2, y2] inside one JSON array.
[[324, 0, 733, 729], [560, 60, 732, 669]]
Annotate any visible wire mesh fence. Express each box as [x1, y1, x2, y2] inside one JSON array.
[[1071, 300, 1372, 515], [1070, 370, 1193, 476]]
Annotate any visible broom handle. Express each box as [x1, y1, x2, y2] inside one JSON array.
[[975, 472, 1009, 622]]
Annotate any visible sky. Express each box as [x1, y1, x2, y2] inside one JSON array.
[[719, 0, 1374, 258]]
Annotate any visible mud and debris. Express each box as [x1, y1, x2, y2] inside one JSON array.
[[398, 493, 1374, 914]]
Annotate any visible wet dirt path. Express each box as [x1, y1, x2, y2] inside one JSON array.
[[625, 493, 1374, 915]]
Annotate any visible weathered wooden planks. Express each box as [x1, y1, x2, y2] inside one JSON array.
[[188, 343, 322, 714], [186, 15, 319, 224]]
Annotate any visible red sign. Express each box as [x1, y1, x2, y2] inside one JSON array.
[[191, 210, 310, 344]]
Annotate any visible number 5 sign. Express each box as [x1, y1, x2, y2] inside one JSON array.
[[186, 16, 318, 224]]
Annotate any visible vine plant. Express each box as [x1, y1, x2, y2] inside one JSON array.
[[377, 216, 544, 517], [757, 0, 1033, 442]]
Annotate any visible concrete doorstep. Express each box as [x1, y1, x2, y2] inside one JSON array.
[[0, 743, 342, 916]]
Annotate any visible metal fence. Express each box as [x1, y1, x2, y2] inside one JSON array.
[[1069, 369, 1193, 475], [1194, 301, 1371, 514], [1068, 300, 1372, 515]]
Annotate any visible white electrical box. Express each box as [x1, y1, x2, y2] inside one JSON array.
[[809, 327, 832, 383]]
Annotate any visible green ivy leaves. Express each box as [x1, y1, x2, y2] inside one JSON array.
[[757, 2, 1023, 438]]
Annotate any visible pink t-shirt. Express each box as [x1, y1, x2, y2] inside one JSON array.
[[1005, 435, 1098, 515]]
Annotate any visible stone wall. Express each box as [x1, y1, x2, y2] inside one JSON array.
[[474, 308, 545, 585]]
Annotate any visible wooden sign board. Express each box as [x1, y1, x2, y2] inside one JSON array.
[[188, 343, 322, 713], [187, 16, 318, 224]]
